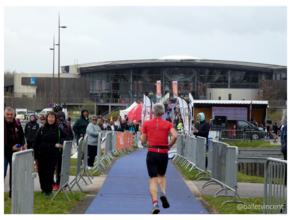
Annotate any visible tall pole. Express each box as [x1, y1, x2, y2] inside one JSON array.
[[52, 35, 55, 105], [58, 13, 60, 104]]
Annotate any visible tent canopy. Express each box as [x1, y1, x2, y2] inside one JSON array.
[[120, 102, 138, 119]]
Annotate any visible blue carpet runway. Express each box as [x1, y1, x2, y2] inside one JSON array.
[[85, 149, 208, 214]]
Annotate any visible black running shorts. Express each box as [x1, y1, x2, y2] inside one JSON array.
[[146, 151, 168, 178]]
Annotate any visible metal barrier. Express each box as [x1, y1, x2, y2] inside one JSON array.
[[92, 132, 104, 175], [52, 141, 74, 202], [202, 141, 245, 205], [195, 137, 209, 180], [11, 149, 35, 214], [263, 158, 287, 214], [70, 137, 89, 190]]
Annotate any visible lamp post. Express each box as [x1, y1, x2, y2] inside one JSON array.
[[58, 13, 67, 104], [50, 35, 55, 105]]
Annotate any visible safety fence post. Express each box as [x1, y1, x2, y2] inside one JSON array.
[[11, 149, 35, 214], [52, 141, 74, 201]]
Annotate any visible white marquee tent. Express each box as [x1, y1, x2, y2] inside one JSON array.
[[120, 102, 138, 119]]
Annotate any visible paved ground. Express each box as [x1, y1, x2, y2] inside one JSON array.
[[85, 149, 208, 214]]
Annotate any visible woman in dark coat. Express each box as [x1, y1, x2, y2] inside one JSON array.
[[73, 109, 90, 144], [33, 112, 70, 196], [193, 112, 210, 140]]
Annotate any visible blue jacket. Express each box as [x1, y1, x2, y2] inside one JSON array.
[[281, 121, 287, 153]]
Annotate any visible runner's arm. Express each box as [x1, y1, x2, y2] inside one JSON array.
[[141, 133, 147, 144], [168, 128, 178, 149]]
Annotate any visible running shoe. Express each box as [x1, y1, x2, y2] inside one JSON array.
[[46, 192, 53, 196], [160, 193, 170, 208], [41, 191, 46, 196], [52, 184, 59, 191], [88, 166, 94, 170], [151, 204, 160, 214]]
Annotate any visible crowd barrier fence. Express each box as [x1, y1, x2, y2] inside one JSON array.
[[52, 141, 74, 201], [263, 158, 287, 214], [11, 149, 35, 214]]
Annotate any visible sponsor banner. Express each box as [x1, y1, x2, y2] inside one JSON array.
[[96, 80, 101, 95], [101, 137, 106, 149], [177, 97, 190, 133], [102, 80, 106, 94], [142, 94, 151, 122], [172, 81, 178, 98], [189, 83, 194, 91], [156, 81, 161, 98], [116, 132, 134, 150]]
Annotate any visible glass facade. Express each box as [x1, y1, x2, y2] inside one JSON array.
[[82, 67, 286, 101]]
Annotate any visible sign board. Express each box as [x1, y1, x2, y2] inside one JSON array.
[[30, 77, 36, 85]]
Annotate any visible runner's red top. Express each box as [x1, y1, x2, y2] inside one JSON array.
[[142, 117, 174, 153]]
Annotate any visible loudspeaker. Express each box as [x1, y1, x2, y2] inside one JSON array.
[[214, 116, 227, 125]]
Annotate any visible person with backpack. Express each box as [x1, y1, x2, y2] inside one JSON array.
[[25, 114, 40, 149], [281, 121, 287, 186], [52, 111, 74, 190], [86, 115, 102, 169], [32, 111, 70, 196], [73, 109, 90, 144], [4, 107, 26, 198]]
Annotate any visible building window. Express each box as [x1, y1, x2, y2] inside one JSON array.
[[228, 94, 231, 100], [218, 97, 221, 100]]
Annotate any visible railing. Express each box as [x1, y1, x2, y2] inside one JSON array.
[[263, 158, 287, 214]]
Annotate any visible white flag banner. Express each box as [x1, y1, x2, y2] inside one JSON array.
[[142, 94, 151, 122], [177, 97, 190, 134]]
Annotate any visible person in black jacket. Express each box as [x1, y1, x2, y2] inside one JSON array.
[[25, 114, 40, 149], [73, 109, 90, 144], [4, 107, 26, 198], [193, 112, 210, 140], [33, 111, 70, 196], [120, 119, 129, 132], [52, 111, 74, 190]]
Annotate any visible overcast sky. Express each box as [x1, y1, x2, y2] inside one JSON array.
[[4, 6, 287, 73]]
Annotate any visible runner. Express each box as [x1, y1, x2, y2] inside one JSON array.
[[140, 103, 178, 214]]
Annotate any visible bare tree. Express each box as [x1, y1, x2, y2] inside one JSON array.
[[257, 80, 279, 114], [4, 70, 17, 79]]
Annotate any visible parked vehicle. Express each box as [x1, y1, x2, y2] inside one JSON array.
[[36, 108, 52, 118], [15, 108, 27, 121], [209, 119, 265, 140]]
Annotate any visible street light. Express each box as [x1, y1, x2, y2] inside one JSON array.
[[50, 34, 56, 105], [58, 13, 67, 104]]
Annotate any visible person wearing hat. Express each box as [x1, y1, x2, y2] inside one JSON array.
[[73, 109, 90, 144], [25, 114, 40, 149], [193, 112, 209, 140]]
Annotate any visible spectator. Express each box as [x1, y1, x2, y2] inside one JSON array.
[[97, 117, 104, 130], [4, 107, 26, 198], [132, 120, 137, 133], [129, 122, 135, 132], [273, 122, 278, 135], [136, 120, 142, 133], [173, 108, 181, 128], [25, 114, 40, 149], [114, 118, 121, 131], [265, 122, 270, 140], [177, 121, 182, 131], [102, 120, 108, 130], [52, 111, 74, 190], [86, 115, 102, 169], [73, 109, 90, 144], [279, 121, 285, 132], [193, 112, 210, 141], [109, 121, 115, 131], [33, 112, 70, 196], [120, 119, 129, 132], [281, 121, 287, 186]]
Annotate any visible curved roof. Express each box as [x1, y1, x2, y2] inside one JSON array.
[[62, 56, 286, 74]]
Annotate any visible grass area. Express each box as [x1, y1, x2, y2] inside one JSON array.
[[202, 196, 265, 214], [105, 110, 120, 119], [4, 191, 89, 214], [223, 140, 280, 148]]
